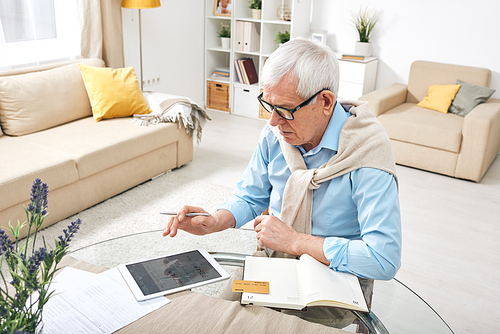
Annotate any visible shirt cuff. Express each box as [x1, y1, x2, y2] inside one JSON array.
[[219, 195, 256, 228], [323, 237, 349, 269]]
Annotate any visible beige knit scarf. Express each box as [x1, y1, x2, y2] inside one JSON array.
[[266, 99, 398, 258]]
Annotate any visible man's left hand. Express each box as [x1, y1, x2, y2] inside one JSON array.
[[253, 215, 330, 265], [253, 215, 300, 256]]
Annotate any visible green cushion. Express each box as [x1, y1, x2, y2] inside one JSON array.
[[448, 79, 496, 117]]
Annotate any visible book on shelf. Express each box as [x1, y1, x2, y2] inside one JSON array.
[[341, 54, 365, 60], [234, 58, 247, 84], [241, 58, 258, 85], [238, 59, 250, 84], [213, 71, 229, 77], [240, 254, 369, 312], [234, 58, 258, 85], [214, 66, 230, 74]]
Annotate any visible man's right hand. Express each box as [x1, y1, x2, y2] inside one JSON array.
[[162, 206, 236, 237]]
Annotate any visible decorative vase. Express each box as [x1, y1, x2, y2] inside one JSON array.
[[221, 37, 230, 49], [355, 42, 372, 57], [252, 9, 261, 19]]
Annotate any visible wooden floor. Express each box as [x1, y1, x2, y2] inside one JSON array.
[[175, 110, 500, 334]]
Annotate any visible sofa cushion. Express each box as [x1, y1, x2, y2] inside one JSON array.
[[24, 117, 182, 179], [448, 80, 496, 117], [0, 135, 79, 211], [407, 61, 491, 104], [378, 103, 464, 153], [79, 65, 151, 122], [0, 58, 104, 136]]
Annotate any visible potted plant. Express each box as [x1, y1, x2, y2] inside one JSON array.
[[351, 6, 378, 57], [248, 0, 262, 19], [218, 22, 231, 49], [274, 31, 290, 46], [0, 179, 82, 333]]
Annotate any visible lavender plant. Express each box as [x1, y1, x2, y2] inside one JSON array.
[[0, 179, 82, 334]]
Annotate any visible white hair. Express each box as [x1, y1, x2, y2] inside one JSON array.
[[261, 37, 339, 100]]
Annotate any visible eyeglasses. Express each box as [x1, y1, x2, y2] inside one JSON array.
[[257, 89, 328, 120]]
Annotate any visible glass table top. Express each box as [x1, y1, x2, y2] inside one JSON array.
[[70, 229, 454, 334]]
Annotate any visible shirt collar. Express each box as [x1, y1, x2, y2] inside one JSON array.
[[296, 101, 350, 156]]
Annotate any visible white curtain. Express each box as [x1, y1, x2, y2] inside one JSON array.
[[0, 0, 56, 43], [78, 0, 124, 68]]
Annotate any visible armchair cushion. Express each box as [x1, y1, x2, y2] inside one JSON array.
[[378, 103, 464, 153], [416, 84, 461, 113], [407, 61, 491, 104], [448, 79, 496, 117]]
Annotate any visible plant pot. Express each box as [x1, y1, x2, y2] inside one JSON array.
[[355, 42, 372, 57], [251, 9, 261, 19], [221, 37, 230, 49]]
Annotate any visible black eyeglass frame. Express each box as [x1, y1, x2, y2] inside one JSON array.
[[257, 89, 329, 120]]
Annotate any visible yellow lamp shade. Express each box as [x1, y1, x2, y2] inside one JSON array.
[[121, 0, 161, 9]]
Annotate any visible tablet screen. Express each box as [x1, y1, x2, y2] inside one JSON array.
[[125, 249, 222, 296]]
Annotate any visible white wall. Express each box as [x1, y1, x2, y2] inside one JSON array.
[[123, 0, 500, 106], [122, 1, 205, 106], [312, 0, 500, 98]]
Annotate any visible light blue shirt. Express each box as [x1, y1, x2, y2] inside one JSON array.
[[220, 102, 402, 280]]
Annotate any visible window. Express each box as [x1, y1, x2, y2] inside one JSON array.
[[0, 0, 80, 70]]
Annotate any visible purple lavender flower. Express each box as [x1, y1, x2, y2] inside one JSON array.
[[26, 248, 47, 280], [0, 229, 14, 259], [27, 178, 49, 216], [57, 218, 82, 248]]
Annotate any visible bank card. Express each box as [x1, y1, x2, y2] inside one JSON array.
[[232, 280, 269, 294]]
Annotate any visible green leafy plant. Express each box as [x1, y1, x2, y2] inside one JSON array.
[[351, 6, 378, 43], [248, 0, 261, 10], [0, 179, 82, 334], [217, 22, 230, 38], [274, 31, 290, 45]]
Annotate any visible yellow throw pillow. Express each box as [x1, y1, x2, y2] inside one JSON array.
[[417, 84, 461, 113], [79, 64, 151, 122]]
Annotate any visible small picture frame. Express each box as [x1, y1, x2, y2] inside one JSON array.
[[213, 0, 231, 17], [310, 30, 328, 45]]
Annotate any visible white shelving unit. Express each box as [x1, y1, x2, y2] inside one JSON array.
[[204, 0, 312, 119]]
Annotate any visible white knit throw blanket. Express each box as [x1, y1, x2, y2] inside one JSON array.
[[133, 91, 211, 143], [268, 99, 398, 258]]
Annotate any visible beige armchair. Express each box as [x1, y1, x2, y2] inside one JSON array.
[[359, 60, 500, 182]]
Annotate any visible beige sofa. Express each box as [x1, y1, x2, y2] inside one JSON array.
[[0, 59, 193, 239], [360, 60, 500, 182]]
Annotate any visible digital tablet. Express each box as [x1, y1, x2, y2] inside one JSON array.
[[117, 248, 230, 301]]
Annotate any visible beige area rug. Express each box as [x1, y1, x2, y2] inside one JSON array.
[[37, 170, 249, 251]]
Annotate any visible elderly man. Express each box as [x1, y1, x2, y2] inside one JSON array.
[[163, 38, 401, 288]]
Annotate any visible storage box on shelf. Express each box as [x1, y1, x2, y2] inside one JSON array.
[[204, 0, 312, 119], [207, 81, 230, 112], [233, 85, 261, 118]]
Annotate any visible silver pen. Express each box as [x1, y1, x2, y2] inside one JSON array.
[[160, 212, 211, 217]]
